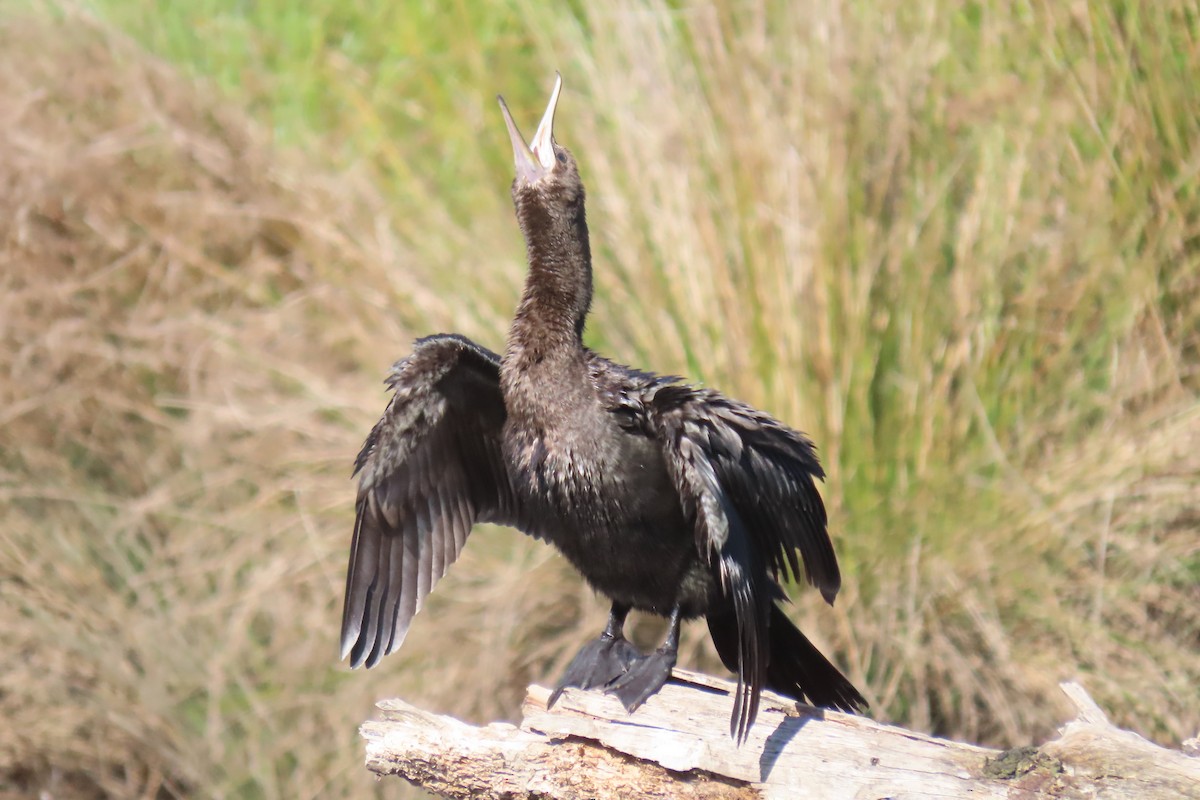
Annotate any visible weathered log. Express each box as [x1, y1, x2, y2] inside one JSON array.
[[360, 668, 1200, 799]]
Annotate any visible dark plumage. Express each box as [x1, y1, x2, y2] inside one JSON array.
[[340, 75, 867, 742]]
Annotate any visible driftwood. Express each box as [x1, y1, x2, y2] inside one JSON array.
[[360, 668, 1200, 799]]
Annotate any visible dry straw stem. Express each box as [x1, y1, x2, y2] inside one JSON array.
[[1, 2, 1199, 799]]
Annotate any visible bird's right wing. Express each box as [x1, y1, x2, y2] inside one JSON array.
[[340, 334, 519, 668]]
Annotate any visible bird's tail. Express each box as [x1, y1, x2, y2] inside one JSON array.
[[707, 599, 867, 714]]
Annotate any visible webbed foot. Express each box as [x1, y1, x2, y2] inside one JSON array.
[[605, 646, 677, 711], [548, 634, 643, 707], [548, 603, 641, 708]]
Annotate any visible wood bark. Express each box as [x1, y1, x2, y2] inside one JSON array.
[[360, 668, 1200, 799]]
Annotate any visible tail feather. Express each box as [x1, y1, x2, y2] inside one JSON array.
[[708, 599, 866, 716]]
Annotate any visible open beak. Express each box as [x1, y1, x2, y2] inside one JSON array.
[[498, 73, 562, 186]]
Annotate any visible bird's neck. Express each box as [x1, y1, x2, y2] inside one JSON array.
[[505, 197, 593, 363]]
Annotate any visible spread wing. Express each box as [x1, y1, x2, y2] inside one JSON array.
[[340, 333, 519, 668], [620, 378, 840, 740]]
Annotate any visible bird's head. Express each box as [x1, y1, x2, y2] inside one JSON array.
[[498, 74, 584, 211]]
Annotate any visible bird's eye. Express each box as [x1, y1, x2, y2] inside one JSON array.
[[556, 151, 567, 164]]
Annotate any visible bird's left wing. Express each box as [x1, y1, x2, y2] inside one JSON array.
[[613, 377, 838, 741], [341, 334, 520, 669], [616, 378, 839, 593]]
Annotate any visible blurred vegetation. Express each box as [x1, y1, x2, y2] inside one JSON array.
[[2, 0, 1197, 798]]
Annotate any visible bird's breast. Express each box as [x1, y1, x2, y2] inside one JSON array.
[[502, 414, 703, 612], [504, 403, 665, 514]]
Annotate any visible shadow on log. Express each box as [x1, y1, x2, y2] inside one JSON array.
[[360, 668, 1200, 799]]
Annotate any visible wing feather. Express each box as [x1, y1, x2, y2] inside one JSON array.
[[665, 415, 770, 743], [629, 377, 840, 741], [340, 333, 519, 668], [637, 382, 838, 597]]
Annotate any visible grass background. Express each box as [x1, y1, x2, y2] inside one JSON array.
[[1, 0, 1197, 797]]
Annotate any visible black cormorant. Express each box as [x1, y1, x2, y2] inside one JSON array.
[[340, 75, 867, 742]]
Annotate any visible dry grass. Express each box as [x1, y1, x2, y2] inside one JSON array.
[[0, 11, 565, 799], [1, 1, 1198, 798], [535, 0, 1200, 747]]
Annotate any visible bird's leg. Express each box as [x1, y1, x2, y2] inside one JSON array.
[[606, 605, 681, 712], [548, 602, 643, 708]]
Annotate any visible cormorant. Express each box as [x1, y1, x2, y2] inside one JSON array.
[[340, 75, 866, 742]]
